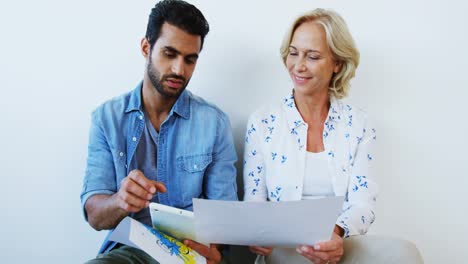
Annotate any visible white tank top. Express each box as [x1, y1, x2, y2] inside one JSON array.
[[301, 151, 334, 199], [258, 152, 336, 264]]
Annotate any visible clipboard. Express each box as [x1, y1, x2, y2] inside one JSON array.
[[149, 202, 196, 241]]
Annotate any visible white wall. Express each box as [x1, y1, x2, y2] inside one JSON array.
[[1, 0, 467, 263]]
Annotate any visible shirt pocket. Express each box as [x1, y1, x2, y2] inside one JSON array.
[[176, 153, 212, 206]]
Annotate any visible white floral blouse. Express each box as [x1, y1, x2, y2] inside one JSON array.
[[243, 93, 378, 237]]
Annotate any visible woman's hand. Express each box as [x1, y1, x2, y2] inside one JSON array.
[[296, 226, 344, 264], [249, 246, 273, 256]]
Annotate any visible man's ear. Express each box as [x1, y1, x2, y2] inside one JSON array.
[[141, 38, 151, 58]]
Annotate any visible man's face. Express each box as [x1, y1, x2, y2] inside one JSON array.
[[146, 23, 201, 98]]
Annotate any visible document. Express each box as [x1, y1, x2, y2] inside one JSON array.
[[109, 217, 206, 264], [193, 197, 344, 247]]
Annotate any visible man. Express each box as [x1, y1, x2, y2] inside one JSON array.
[[80, 1, 238, 263]]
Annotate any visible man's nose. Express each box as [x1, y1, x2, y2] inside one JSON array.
[[171, 57, 185, 76]]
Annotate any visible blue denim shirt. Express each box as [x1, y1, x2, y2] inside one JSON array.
[[81, 82, 238, 253]]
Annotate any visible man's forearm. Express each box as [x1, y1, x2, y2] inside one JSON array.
[[85, 194, 129, 230]]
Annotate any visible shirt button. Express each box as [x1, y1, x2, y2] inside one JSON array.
[[139, 115, 143, 120], [194, 164, 198, 169], [119, 152, 124, 157], [132, 137, 137, 142]]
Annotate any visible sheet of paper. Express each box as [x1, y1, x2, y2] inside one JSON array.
[[109, 217, 206, 264], [193, 197, 344, 247]]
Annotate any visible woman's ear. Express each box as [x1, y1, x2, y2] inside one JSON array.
[[334, 61, 343, 73]]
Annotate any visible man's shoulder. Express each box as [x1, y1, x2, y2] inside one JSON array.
[[92, 90, 134, 120], [187, 91, 228, 119]]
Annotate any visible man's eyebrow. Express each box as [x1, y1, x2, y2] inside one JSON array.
[[164, 46, 199, 59], [186, 53, 199, 60], [164, 46, 181, 55]]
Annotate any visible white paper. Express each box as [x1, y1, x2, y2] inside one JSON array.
[[109, 217, 206, 264], [150, 203, 210, 246], [193, 197, 344, 247]]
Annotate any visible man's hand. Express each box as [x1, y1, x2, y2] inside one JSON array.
[[296, 226, 344, 264], [116, 170, 167, 213], [249, 246, 273, 256], [184, 240, 222, 264], [85, 169, 166, 230]]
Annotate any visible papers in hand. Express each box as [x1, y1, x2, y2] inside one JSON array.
[[108, 217, 206, 264], [193, 197, 344, 247], [149, 202, 196, 242]]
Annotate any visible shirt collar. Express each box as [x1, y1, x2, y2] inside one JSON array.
[[282, 90, 342, 130], [170, 89, 190, 119], [325, 96, 342, 123], [125, 81, 144, 113], [125, 81, 190, 120]]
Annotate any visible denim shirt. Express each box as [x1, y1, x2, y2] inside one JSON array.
[[81, 82, 238, 253]]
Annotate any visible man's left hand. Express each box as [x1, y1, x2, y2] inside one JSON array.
[[184, 240, 222, 264]]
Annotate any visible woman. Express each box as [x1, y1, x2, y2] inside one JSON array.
[[243, 8, 378, 264]]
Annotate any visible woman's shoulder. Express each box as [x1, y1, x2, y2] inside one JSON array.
[[333, 99, 371, 121], [247, 100, 284, 123], [332, 99, 376, 136]]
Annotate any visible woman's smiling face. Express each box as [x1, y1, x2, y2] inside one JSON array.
[[286, 21, 341, 97]]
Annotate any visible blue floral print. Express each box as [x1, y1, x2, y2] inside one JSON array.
[[270, 114, 276, 122], [257, 165, 263, 174], [271, 152, 277, 160], [270, 186, 282, 202], [254, 178, 260, 187], [281, 155, 287, 163]]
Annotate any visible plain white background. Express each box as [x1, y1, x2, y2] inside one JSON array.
[[1, 0, 467, 263]]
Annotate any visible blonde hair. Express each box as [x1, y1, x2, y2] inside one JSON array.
[[280, 8, 360, 99]]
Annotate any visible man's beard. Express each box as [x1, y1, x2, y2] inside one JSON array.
[[147, 55, 189, 99]]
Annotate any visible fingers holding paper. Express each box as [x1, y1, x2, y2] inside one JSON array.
[[117, 169, 167, 212], [296, 232, 344, 264], [184, 240, 222, 264], [249, 246, 273, 256]]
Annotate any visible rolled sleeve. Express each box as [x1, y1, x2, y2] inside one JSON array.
[[337, 119, 378, 237], [80, 109, 118, 221]]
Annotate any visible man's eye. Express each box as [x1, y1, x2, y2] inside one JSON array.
[[185, 58, 196, 65], [289, 52, 298, 56], [164, 51, 176, 58]]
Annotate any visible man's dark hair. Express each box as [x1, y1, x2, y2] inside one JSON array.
[[146, 0, 210, 51]]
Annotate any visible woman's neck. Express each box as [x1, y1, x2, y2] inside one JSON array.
[[294, 89, 330, 124]]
